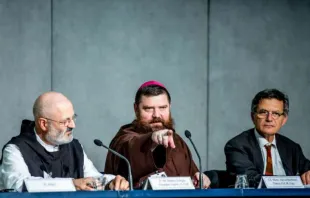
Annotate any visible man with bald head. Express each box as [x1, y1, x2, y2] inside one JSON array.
[[0, 92, 129, 191]]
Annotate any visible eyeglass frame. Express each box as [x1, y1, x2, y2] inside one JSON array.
[[42, 113, 78, 127], [254, 109, 285, 120]]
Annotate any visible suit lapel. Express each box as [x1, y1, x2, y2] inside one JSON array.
[[276, 135, 292, 175], [249, 129, 264, 174]]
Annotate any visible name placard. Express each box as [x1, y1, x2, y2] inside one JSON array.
[[149, 176, 195, 190], [25, 178, 76, 192], [262, 176, 304, 189]]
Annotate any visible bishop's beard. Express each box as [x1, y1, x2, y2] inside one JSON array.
[[134, 114, 175, 133]]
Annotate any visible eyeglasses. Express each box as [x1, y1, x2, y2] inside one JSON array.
[[255, 110, 285, 120], [43, 114, 78, 127]]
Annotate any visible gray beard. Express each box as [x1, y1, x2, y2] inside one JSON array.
[[45, 129, 73, 145]]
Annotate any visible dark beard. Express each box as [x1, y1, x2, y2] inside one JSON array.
[[133, 115, 175, 133]]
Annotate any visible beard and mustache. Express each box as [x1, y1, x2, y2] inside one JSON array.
[[134, 113, 175, 133], [45, 125, 74, 145]]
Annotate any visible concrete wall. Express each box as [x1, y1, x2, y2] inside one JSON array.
[[1, 0, 309, 172]]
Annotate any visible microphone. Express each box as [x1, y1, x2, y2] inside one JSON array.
[[184, 130, 203, 189], [94, 139, 133, 191]]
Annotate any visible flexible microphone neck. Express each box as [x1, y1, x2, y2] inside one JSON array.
[[184, 130, 203, 189], [94, 139, 133, 190]]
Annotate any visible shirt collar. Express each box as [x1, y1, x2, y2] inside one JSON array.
[[254, 128, 276, 148], [34, 127, 59, 151]]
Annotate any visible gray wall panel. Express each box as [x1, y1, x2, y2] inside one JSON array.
[[208, 0, 310, 170], [1, 0, 310, 176], [0, 0, 51, 152], [52, 0, 208, 171]]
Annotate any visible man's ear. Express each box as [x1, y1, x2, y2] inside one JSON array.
[[38, 118, 49, 131], [281, 115, 288, 126], [251, 113, 254, 122], [134, 103, 138, 114]]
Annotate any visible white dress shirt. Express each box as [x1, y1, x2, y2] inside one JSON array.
[[0, 130, 114, 191], [254, 129, 286, 176]]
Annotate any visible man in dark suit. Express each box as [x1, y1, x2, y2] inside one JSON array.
[[225, 89, 310, 188]]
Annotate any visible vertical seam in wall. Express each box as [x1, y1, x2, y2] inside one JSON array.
[[206, 0, 211, 170], [50, 0, 54, 91]]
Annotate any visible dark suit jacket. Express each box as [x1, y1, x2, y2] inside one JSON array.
[[225, 128, 310, 188]]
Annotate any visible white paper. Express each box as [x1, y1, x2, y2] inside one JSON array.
[[25, 178, 76, 192], [149, 176, 195, 190], [262, 176, 304, 189]]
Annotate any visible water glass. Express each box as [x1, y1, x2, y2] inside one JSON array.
[[234, 174, 249, 189]]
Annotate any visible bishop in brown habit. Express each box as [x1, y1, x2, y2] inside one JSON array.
[[105, 80, 210, 189]]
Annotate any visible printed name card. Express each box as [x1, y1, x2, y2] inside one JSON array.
[[149, 176, 195, 190], [25, 178, 76, 192], [262, 176, 304, 189]]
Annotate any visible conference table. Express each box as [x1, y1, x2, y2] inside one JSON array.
[[1, 189, 310, 198]]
